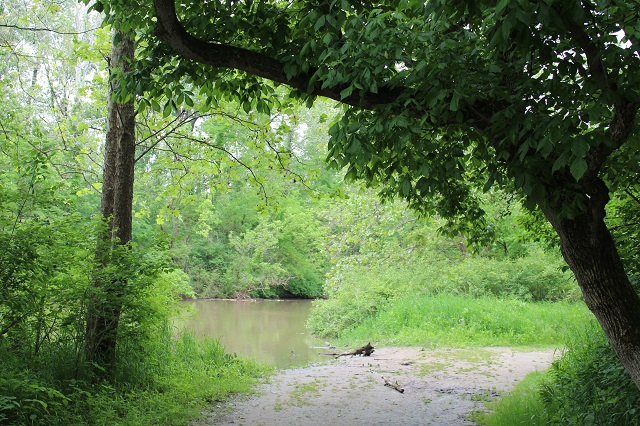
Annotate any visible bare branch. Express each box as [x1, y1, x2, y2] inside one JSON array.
[[0, 23, 99, 35]]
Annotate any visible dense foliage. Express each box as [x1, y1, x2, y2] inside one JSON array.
[[0, 330, 268, 425], [102, 0, 640, 388], [307, 189, 586, 343], [2, 0, 640, 423], [0, 2, 270, 424]]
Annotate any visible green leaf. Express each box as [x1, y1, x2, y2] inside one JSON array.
[[449, 91, 460, 111], [314, 15, 326, 31], [552, 151, 570, 173], [496, 0, 510, 15], [162, 101, 172, 118], [570, 158, 588, 181], [400, 179, 411, 196], [340, 86, 354, 99]]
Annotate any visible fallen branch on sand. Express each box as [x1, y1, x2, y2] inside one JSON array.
[[382, 376, 405, 393], [321, 342, 375, 358]]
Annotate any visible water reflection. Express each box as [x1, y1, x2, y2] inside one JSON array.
[[180, 299, 328, 368]]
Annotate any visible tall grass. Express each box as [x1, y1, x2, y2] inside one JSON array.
[[539, 324, 640, 425], [0, 330, 271, 426], [314, 294, 591, 348], [309, 241, 583, 344], [472, 372, 548, 426]]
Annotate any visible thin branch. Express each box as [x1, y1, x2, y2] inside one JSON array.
[[166, 133, 269, 201], [0, 23, 99, 35], [263, 136, 312, 191], [624, 188, 640, 206], [135, 111, 195, 162]]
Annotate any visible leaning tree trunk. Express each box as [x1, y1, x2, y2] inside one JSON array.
[[542, 200, 640, 388], [85, 29, 136, 375]]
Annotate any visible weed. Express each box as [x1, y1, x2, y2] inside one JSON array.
[[539, 325, 640, 425], [0, 331, 270, 426]]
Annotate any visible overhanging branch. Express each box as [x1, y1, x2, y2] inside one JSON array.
[[152, 0, 402, 110]]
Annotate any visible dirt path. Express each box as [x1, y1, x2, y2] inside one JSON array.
[[199, 346, 557, 426]]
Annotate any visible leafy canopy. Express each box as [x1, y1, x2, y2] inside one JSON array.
[[92, 0, 640, 242]]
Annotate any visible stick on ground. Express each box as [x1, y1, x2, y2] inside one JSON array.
[[382, 376, 405, 393], [321, 342, 375, 358]]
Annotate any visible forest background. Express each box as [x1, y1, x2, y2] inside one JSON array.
[[1, 1, 640, 425]]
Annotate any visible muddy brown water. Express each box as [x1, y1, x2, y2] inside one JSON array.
[[180, 299, 328, 368]]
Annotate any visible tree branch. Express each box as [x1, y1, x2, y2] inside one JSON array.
[[152, 0, 402, 110], [564, 3, 614, 96], [0, 23, 98, 35]]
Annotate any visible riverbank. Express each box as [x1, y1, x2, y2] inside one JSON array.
[[196, 346, 556, 426]]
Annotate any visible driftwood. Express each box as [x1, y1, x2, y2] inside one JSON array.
[[382, 376, 405, 393], [321, 342, 375, 358]]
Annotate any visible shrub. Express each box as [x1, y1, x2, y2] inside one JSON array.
[[448, 251, 578, 302], [329, 293, 589, 347], [0, 330, 269, 426], [540, 324, 640, 425]]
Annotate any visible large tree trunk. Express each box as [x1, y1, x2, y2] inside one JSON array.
[[85, 29, 136, 374], [542, 201, 640, 387]]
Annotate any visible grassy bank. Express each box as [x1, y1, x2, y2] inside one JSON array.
[[310, 293, 592, 348], [0, 332, 271, 426]]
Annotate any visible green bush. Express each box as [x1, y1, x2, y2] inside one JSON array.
[[309, 238, 580, 339], [448, 252, 579, 302], [306, 249, 427, 337], [540, 324, 640, 425]]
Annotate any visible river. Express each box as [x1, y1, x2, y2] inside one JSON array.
[[180, 299, 328, 368]]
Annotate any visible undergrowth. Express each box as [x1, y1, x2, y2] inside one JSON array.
[[0, 331, 270, 426], [539, 324, 640, 425], [308, 237, 582, 345]]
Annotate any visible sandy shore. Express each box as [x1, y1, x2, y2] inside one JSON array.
[[197, 346, 557, 426]]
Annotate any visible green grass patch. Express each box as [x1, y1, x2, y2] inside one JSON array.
[[471, 371, 548, 426], [330, 294, 591, 348], [0, 332, 272, 426]]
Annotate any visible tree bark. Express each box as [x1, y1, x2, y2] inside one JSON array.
[[85, 29, 136, 375], [542, 199, 640, 387]]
